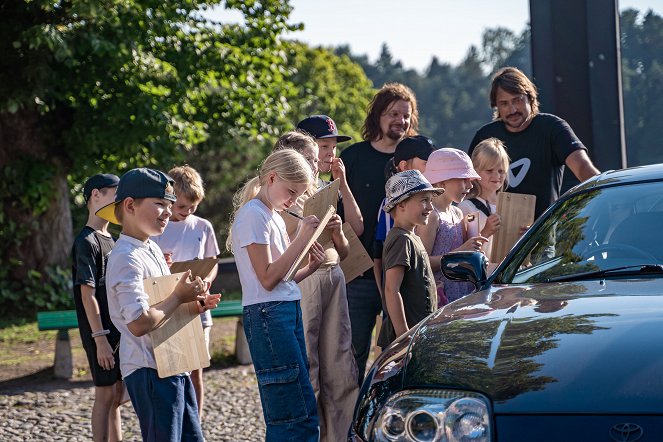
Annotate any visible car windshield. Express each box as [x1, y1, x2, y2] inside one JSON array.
[[496, 181, 663, 284]]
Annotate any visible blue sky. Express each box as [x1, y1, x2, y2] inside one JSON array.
[[207, 0, 661, 72]]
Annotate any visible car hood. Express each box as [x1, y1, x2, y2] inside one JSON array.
[[402, 279, 663, 414]]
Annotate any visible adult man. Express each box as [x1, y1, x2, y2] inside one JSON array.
[[469, 67, 600, 218], [340, 83, 419, 384]]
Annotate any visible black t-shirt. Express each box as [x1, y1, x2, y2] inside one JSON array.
[[340, 141, 394, 278], [469, 113, 586, 218], [71, 226, 119, 348]]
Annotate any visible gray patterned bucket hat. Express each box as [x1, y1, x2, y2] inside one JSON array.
[[384, 169, 443, 213]]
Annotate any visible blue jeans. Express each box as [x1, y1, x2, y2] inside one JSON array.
[[244, 300, 319, 442], [124, 367, 203, 442], [347, 278, 383, 385]]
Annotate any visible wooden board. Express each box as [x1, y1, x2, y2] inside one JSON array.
[[490, 192, 536, 263], [284, 205, 336, 281], [302, 179, 340, 246], [145, 273, 210, 378], [169, 257, 218, 279], [339, 223, 374, 283]]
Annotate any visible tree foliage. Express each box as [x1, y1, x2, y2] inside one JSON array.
[[189, 42, 375, 252], [0, 0, 299, 315]]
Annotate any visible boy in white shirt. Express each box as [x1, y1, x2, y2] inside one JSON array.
[[98, 167, 220, 441], [152, 165, 220, 420]]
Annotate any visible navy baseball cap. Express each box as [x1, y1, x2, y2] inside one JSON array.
[[394, 135, 436, 164], [83, 173, 120, 203], [96, 168, 176, 225], [296, 115, 351, 142]]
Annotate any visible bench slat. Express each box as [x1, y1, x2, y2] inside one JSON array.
[[37, 300, 243, 330]]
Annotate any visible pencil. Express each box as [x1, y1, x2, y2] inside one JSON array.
[[284, 210, 304, 220]]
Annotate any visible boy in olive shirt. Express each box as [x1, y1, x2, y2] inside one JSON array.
[[378, 170, 441, 347]]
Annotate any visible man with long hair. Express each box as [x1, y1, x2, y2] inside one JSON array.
[[339, 82, 419, 385], [469, 67, 599, 218]]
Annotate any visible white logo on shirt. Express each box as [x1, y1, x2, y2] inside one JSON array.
[[508, 158, 531, 188]]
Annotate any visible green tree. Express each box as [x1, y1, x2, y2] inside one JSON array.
[[0, 0, 297, 315], [620, 8, 663, 166], [189, 42, 375, 253]]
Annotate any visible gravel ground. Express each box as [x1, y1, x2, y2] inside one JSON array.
[[0, 317, 267, 441], [0, 364, 265, 441]]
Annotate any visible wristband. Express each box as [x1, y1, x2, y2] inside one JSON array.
[[91, 329, 110, 338]]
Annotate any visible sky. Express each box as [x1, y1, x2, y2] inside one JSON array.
[[206, 0, 661, 72]]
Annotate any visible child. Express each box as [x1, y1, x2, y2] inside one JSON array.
[[227, 149, 326, 442], [296, 114, 364, 237], [72, 173, 124, 442], [374, 135, 436, 294], [99, 168, 220, 441], [275, 128, 359, 442], [151, 165, 220, 421], [457, 137, 509, 260], [377, 169, 442, 347], [420, 148, 488, 305]]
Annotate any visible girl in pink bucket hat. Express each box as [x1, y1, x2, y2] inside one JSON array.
[[418, 148, 488, 305]]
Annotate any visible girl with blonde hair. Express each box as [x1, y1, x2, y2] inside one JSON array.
[[227, 148, 325, 441]]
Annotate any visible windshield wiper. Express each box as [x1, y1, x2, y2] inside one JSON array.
[[545, 264, 663, 283]]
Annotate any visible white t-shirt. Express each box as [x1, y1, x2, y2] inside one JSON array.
[[152, 214, 220, 262], [458, 198, 497, 260], [106, 234, 170, 378], [232, 199, 301, 307], [152, 215, 220, 327]]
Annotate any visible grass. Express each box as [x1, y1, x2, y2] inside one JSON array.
[[0, 317, 53, 345]]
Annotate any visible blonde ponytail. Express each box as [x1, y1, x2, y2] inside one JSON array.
[[226, 149, 313, 251]]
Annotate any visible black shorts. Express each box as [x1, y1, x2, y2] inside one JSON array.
[[83, 340, 122, 387]]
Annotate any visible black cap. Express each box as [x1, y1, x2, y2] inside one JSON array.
[[296, 115, 351, 142], [83, 173, 120, 203], [394, 135, 436, 164], [96, 168, 176, 225]]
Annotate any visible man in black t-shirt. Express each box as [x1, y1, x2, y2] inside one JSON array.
[[72, 173, 124, 441], [340, 82, 420, 384], [469, 67, 600, 218]]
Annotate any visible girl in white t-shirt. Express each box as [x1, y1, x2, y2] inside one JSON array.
[[226, 148, 325, 442], [458, 137, 510, 262]]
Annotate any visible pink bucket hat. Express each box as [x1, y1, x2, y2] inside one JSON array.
[[423, 148, 481, 184]]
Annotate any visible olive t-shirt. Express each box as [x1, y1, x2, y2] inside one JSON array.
[[378, 227, 437, 347]]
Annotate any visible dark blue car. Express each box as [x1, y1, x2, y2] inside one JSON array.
[[351, 164, 663, 442]]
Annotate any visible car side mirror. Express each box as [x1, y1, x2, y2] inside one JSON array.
[[440, 251, 488, 288]]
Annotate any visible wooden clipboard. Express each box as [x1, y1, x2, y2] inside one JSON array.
[[169, 257, 218, 278], [284, 205, 336, 281], [144, 273, 210, 378], [339, 223, 374, 283], [490, 192, 536, 263], [302, 179, 340, 246]]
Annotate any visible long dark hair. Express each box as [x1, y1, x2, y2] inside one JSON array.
[[361, 83, 419, 141]]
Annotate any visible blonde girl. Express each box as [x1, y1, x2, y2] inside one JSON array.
[[419, 148, 488, 305], [273, 130, 359, 441], [227, 148, 325, 442], [458, 137, 509, 260]]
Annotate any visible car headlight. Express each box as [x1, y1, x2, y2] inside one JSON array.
[[372, 389, 492, 442]]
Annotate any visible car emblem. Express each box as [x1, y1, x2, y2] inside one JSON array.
[[609, 423, 643, 442]]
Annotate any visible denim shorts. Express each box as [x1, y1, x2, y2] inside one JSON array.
[[244, 300, 319, 441]]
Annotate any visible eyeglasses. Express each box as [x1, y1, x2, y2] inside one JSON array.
[[496, 94, 528, 109]]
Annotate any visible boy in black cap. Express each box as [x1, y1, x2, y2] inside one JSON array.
[[72, 173, 124, 442], [98, 168, 221, 441], [297, 115, 364, 237]]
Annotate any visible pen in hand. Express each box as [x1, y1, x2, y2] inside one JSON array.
[[284, 210, 304, 220]]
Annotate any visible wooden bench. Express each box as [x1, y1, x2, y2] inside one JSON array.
[[37, 300, 250, 379]]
